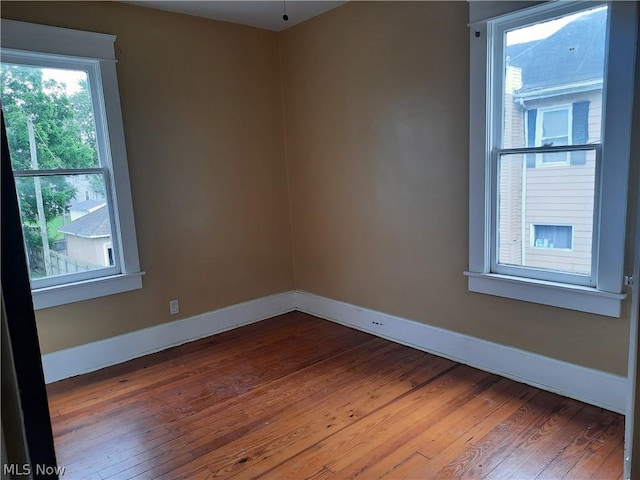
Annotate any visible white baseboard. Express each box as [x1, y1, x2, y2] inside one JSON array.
[[41, 291, 296, 383], [41, 289, 627, 414], [294, 290, 627, 414]]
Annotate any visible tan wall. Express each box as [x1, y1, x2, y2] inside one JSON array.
[[1, 1, 295, 353], [2, 1, 635, 376], [280, 1, 632, 375]]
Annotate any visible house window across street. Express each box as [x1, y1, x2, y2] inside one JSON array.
[[532, 225, 573, 250], [535, 106, 571, 165]]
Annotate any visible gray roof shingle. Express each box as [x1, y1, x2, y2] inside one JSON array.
[[507, 8, 606, 93], [59, 205, 111, 238], [70, 198, 107, 212]]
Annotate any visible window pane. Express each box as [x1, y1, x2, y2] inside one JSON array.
[[502, 6, 607, 149], [497, 151, 595, 275], [542, 110, 568, 140], [541, 151, 568, 165], [0, 63, 99, 170], [15, 174, 113, 280]]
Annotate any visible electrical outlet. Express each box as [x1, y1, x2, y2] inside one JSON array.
[[169, 299, 179, 315]]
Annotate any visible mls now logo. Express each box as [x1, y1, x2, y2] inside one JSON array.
[[3, 464, 66, 476]]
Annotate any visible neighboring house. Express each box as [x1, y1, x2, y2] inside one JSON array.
[[67, 174, 103, 207], [500, 8, 605, 274], [68, 198, 107, 221], [58, 204, 113, 267]]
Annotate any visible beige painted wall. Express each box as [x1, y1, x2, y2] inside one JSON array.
[[2, 1, 636, 376], [279, 1, 632, 375], [1, 1, 295, 353]]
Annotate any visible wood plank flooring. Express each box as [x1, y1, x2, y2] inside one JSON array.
[[46, 312, 624, 479]]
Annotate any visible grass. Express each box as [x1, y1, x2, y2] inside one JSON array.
[[47, 215, 65, 241]]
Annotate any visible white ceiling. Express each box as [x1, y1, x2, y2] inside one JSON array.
[[124, 1, 347, 32]]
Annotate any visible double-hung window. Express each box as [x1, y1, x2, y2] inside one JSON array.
[[466, 1, 637, 317], [1, 20, 143, 309]]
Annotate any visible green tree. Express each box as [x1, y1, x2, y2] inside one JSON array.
[[71, 78, 97, 150], [0, 64, 99, 249], [70, 78, 105, 197]]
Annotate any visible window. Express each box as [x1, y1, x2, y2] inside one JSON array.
[[105, 244, 115, 267], [1, 20, 143, 309], [535, 106, 571, 165], [466, 1, 637, 317], [532, 225, 572, 250]]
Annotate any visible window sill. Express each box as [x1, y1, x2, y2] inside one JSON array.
[[464, 271, 626, 317], [32, 272, 145, 310]]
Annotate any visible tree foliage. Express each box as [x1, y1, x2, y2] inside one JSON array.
[[0, 64, 99, 249]]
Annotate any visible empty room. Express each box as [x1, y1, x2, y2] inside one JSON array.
[[1, 1, 639, 478]]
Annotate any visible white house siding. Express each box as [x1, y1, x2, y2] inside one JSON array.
[[498, 155, 524, 267], [67, 175, 102, 206], [524, 158, 595, 274], [498, 68, 524, 266], [64, 235, 110, 267]]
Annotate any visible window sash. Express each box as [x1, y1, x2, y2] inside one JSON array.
[[11, 167, 123, 289], [489, 144, 601, 287], [1, 51, 113, 173], [488, 2, 607, 153]]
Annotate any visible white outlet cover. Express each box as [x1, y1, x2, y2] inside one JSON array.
[[169, 300, 179, 315]]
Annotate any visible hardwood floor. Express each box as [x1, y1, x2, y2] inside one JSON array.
[[46, 312, 624, 479]]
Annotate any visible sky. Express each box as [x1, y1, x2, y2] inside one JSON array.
[[506, 6, 606, 46], [42, 67, 86, 95]]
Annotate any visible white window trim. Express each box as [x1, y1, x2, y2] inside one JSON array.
[[466, 1, 637, 317], [1, 19, 144, 309]]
